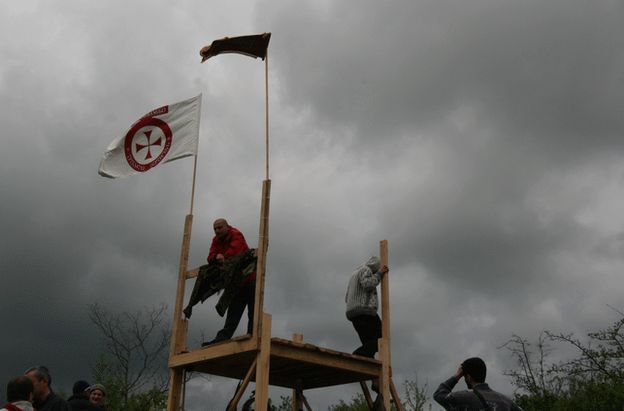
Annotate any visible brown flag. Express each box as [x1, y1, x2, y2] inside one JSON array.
[[200, 33, 271, 62]]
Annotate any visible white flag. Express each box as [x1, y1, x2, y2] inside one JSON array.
[[98, 94, 202, 179]]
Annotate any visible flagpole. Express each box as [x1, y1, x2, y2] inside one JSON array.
[[189, 153, 198, 214], [264, 51, 269, 180], [189, 95, 202, 215], [168, 98, 202, 410]]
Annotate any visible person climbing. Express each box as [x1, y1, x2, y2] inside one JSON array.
[[345, 256, 388, 358]]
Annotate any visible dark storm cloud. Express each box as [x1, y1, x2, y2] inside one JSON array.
[[266, 0, 624, 156], [2, 0, 624, 409]]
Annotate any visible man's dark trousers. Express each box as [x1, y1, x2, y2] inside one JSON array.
[[350, 313, 382, 357], [214, 281, 255, 341]]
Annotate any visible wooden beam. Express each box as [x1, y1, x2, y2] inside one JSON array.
[[390, 378, 405, 411], [255, 313, 272, 411], [359, 381, 374, 409], [378, 240, 391, 411], [379, 339, 391, 411], [226, 358, 257, 411], [270, 344, 380, 377], [170, 214, 193, 356], [173, 318, 188, 354], [253, 179, 271, 339], [380, 240, 390, 363], [301, 393, 313, 411], [166, 214, 194, 411], [186, 267, 199, 279], [168, 337, 258, 368], [166, 368, 184, 411], [292, 333, 304, 411], [292, 380, 303, 411]]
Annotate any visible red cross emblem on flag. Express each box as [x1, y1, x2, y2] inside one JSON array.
[[124, 117, 173, 172]]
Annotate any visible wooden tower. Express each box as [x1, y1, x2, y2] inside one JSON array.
[[165, 33, 402, 411], [165, 178, 403, 410]]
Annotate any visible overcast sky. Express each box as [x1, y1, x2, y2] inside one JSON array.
[[2, 0, 624, 409]]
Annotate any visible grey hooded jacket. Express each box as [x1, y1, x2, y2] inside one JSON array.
[[345, 256, 383, 320]]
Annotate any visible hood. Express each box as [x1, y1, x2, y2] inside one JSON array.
[[365, 256, 381, 272]]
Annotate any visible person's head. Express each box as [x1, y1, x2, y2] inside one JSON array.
[[213, 218, 230, 238], [365, 256, 381, 272], [6, 376, 34, 403], [88, 384, 106, 406], [461, 357, 487, 388], [72, 380, 90, 397], [24, 366, 51, 401]]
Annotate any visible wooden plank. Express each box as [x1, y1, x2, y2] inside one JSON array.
[[380, 240, 390, 364], [292, 333, 304, 411], [255, 313, 272, 411], [186, 267, 199, 279], [390, 378, 405, 411], [174, 319, 188, 354], [270, 343, 380, 377], [301, 394, 313, 411], [271, 338, 379, 364], [169, 337, 257, 368], [166, 368, 184, 411], [359, 381, 374, 409], [292, 379, 303, 411], [379, 240, 391, 411], [253, 179, 271, 338], [379, 339, 391, 411], [166, 214, 194, 411], [226, 358, 257, 411], [169, 214, 193, 357]]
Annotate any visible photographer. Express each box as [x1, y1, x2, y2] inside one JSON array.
[[434, 357, 523, 410]]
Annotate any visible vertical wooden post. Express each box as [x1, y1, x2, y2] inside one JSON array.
[[379, 240, 391, 411], [167, 214, 193, 411], [292, 380, 303, 411], [292, 333, 304, 411], [255, 313, 272, 411], [253, 180, 271, 339]]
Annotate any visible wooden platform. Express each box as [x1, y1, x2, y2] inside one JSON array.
[[169, 336, 380, 390]]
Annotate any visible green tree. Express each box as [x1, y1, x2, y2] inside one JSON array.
[[328, 393, 370, 411], [403, 377, 429, 411], [326, 378, 432, 411], [88, 303, 170, 411], [502, 309, 624, 410]]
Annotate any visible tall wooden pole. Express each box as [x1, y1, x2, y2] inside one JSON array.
[[167, 114, 201, 410], [379, 240, 391, 411], [252, 180, 271, 337], [254, 313, 272, 411], [167, 214, 193, 411], [249, 50, 273, 411], [265, 52, 269, 180], [189, 155, 198, 215], [253, 47, 272, 338]]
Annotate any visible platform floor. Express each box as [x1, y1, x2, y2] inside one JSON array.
[[169, 336, 381, 390]]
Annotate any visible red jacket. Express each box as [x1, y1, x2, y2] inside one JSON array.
[[208, 226, 256, 284]]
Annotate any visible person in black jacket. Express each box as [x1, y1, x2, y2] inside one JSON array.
[[434, 357, 523, 411], [24, 366, 70, 411], [67, 380, 101, 411]]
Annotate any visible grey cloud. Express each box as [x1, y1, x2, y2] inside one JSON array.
[[3, 1, 624, 409]]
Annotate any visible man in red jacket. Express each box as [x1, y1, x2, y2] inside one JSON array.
[[203, 218, 256, 346]]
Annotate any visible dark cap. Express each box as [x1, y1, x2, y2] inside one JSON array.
[[73, 380, 90, 395]]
